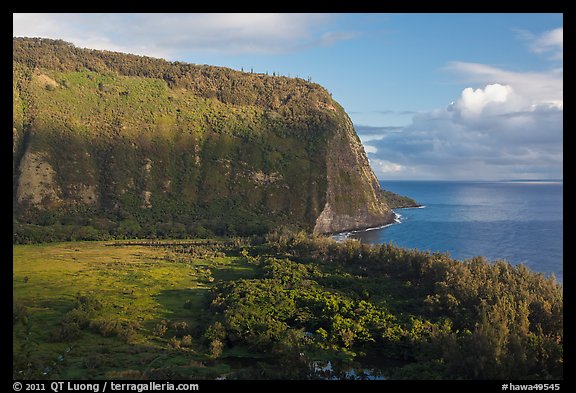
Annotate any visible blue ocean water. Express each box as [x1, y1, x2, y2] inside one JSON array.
[[346, 181, 563, 282]]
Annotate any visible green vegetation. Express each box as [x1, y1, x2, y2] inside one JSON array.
[[13, 37, 395, 239], [14, 234, 562, 380], [14, 38, 555, 380], [12, 57, 327, 238], [380, 190, 420, 209], [13, 240, 255, 379]]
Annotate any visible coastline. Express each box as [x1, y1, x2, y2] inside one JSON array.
[[332, 205, 425, 242]]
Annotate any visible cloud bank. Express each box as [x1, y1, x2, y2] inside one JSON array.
[[13, 13, 356, 59], [361, 84, 562, 180], [359, 28, 563, 181]]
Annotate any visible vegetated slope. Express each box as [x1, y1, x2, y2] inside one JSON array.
[[13, 37, 394, 241], [380, 190, 420, 209]]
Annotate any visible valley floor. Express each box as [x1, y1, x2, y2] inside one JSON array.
[[13, 235, 563, 380], [13, 240, 258, 379]]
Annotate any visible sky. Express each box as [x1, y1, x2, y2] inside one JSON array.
[[13, 13, 563, 181]]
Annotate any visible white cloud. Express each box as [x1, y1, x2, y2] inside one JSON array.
[[530, 27, 563, 60], [452, 84, 518, 119], [445, 62, 563, 109], [13, 13, 357, 58], [359, 62, 563, 180], [370, 159, 406, 176]]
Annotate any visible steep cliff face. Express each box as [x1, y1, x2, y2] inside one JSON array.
[[314, 114, 395, 233], [13, 38, 394, 237]]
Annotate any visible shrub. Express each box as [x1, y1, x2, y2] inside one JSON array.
[[181, 335, 193, 348], [76, 293, 103, 313], [90, 318, 140, 343], [204, 321, 226, 342], [153, 320, 168, 337], [209, 339, 223, 358], [61, 308, 91, 329], [168, 336, 181, 349], [171, 321, 191, 336], [90, 318, 120, 337], [48, 323, 81, 342]]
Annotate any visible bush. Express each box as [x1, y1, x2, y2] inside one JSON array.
[[171, 321, 191, 336], [90, 318, 140, 343], [181, 335, 193, 348], [204, 321, 226, 342], [48, 323, 81, 342], [168, 336, 181, 349], [61, 308, 91, 329], [209, 339, 223, 358], [90, 318, 121, 337], [153, 320, 168, 337]]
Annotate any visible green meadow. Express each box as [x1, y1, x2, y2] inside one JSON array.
[[13, 240, 257, 379]]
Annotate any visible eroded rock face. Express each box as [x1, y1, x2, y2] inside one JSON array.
[[16, 150, 62, 208], [15, 148, 100, 209], [314, 202, 395, 234], [72, 183, 98, 205], [313, 116, 394, 234]]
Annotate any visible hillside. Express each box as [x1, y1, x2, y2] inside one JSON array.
[[13, 37, 395, 241]]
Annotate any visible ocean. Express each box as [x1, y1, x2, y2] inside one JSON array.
[[340, 181, 563, 282]]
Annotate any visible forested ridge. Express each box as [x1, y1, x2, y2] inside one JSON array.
[[13, 37, 329, 110], [13, 37, 394, 240]]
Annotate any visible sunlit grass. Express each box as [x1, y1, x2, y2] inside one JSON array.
[[13, 240, 256, 379]]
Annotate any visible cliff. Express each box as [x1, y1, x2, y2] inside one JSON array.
[[12, 37, 394, 239]]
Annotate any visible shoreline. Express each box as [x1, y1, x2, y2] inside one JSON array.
[[332, 205, 425, 242]]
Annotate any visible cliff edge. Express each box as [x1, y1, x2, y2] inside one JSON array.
[[13, 37, 394, 238]]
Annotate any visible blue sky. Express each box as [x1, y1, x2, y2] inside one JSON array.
[[13, 13, 563, 180]]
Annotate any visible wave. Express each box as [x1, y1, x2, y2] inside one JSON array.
[[332, 211, 403, 241]]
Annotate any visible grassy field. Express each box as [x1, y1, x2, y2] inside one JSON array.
[[13, 240, 258, 379]]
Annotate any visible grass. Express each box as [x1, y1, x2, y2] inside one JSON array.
[[13, 240, 257, 379]]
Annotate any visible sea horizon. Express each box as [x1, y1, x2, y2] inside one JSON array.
[[378, 178, 563, 183], [346, 180, 563, 282]]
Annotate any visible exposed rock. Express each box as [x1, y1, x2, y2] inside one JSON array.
[[73, 183, 98, 205], [141, 191, 152, 209], [314, 202, 395, 234], [35, 73, 59, 89], [249, 170, 282, 186], [16, 150, 62, 207], [314, 115, 394, 234]]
